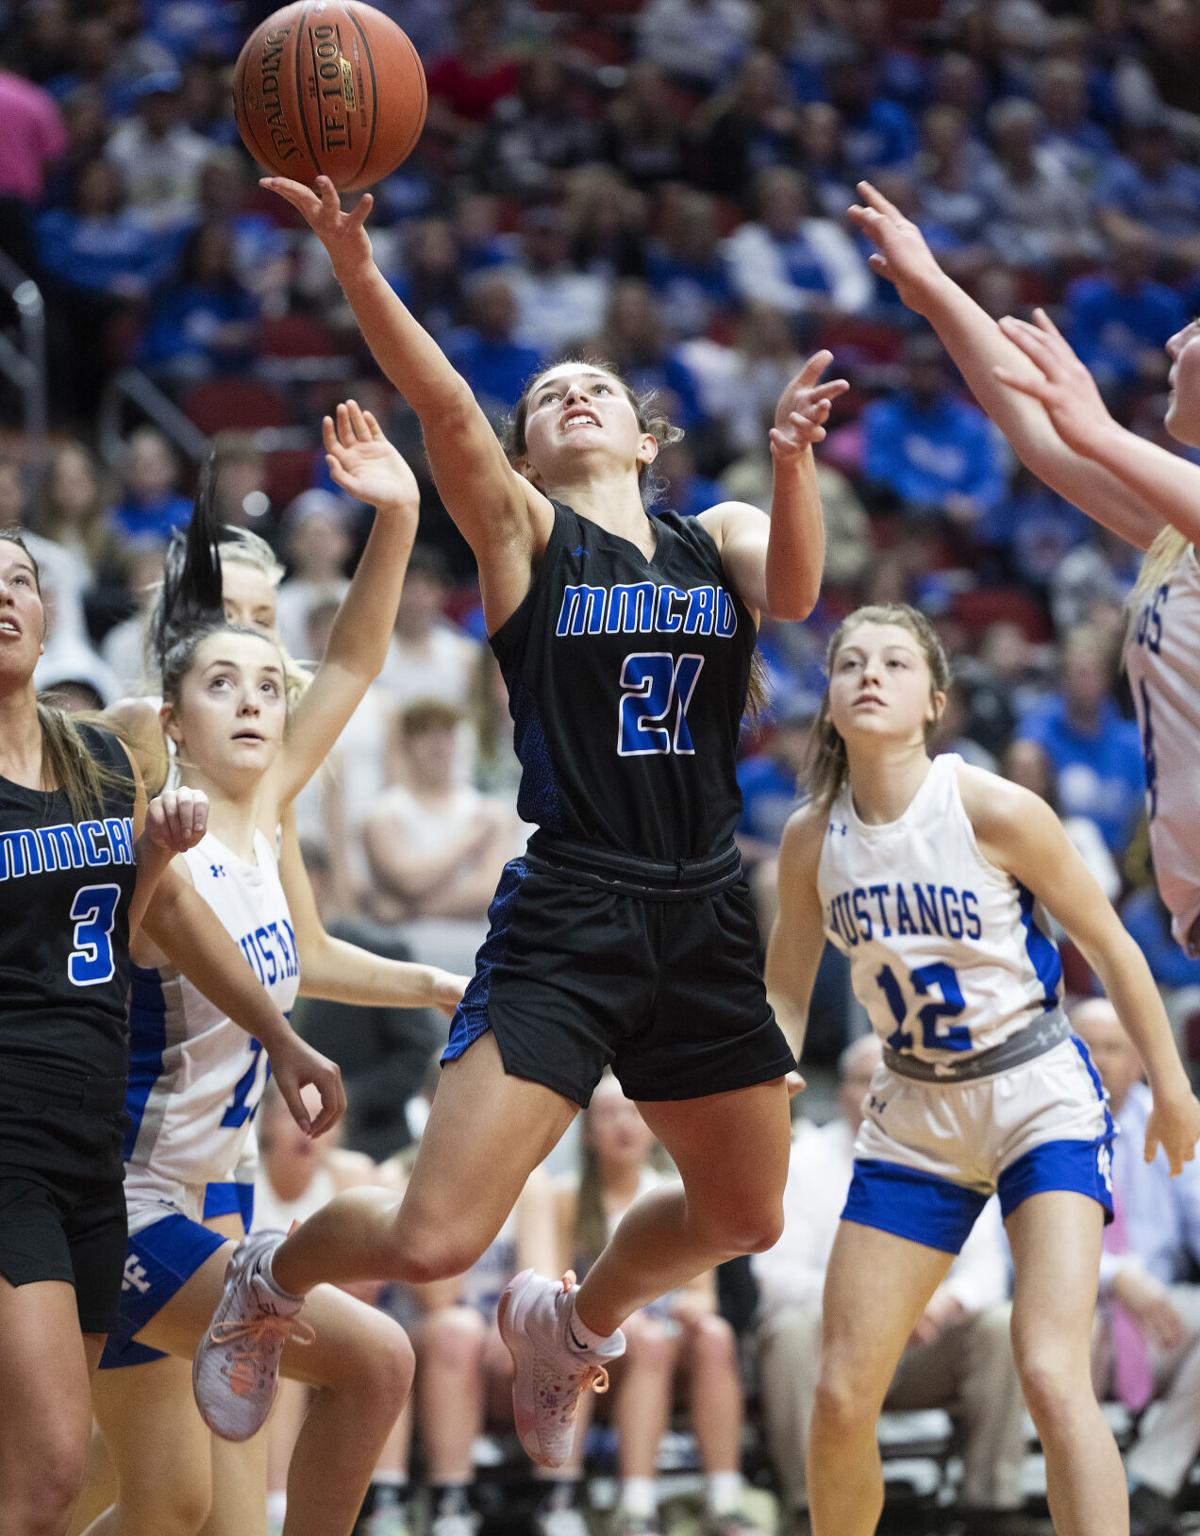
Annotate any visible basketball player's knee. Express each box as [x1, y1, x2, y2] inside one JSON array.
[[343, 1316, 415, 1418], [16, 1440, 88, 1534], [382, 1218, 485, 1287], [1015, 1349, 1083, 1429], [420, 1305, 488, 1375], [723, 1202, 785, 1256], [812, 1362, 880, 1435]]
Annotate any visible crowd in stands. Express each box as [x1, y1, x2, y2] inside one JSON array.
[[3, 0, 1200, 1531]]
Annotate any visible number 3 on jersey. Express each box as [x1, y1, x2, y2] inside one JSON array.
[[68, 883, 120, 987], [618, 652, 704, 756]]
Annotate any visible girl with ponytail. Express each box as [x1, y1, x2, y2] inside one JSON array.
[[766, 600, 1200, 1536], [0, 528, 344, 1536], [851, 180, 1200, 961], [77, 402, 457, 1536]]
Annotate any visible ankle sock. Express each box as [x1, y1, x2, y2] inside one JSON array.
[[706, 1470, 744, 1517]]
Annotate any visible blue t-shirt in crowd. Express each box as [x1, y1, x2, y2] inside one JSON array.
[[1017, 696, 1144, 853], [109, 492, 192, 543], [737, 754, 802, 847], [1066, 274, 1187, 386], [1093, 156, 1200, 239], [444, 330, 543, 413], [139, 282, 259, 374], [36, 208, 171, 296], [1121, 886, 1200, 985], [862, 392, 1006, 514]]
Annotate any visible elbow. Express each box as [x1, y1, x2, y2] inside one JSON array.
[[764, 587, 819, 623]]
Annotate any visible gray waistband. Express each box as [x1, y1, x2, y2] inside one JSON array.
[[883, 1009, 1070, 1084]]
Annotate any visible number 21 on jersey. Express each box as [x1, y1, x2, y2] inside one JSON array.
[[618, 652, 704, 756]]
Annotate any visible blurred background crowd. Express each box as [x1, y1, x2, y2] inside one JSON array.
[[2, 0, 1200, 1531]]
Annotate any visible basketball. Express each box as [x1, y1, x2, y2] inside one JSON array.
[[233, 1, 427, 192]]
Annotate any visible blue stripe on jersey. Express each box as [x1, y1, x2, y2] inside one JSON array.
[[1016, 881, 1063, 1009], [1070, 1034, 1116, 1143], [123, 964, 167, 1159], [508, 679, 562, 831]]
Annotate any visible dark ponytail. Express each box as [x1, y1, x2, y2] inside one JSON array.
[[152, 454, 224, 691]]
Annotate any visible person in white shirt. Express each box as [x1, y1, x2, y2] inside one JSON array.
[[1073, 998, 1200, 1536], [377, 545, 481, 711], [753, 1034, 1025, 1526], [274, 490, 354, 660]]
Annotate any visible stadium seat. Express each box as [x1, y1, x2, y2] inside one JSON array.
[[260, 314, 339, 359], [182, 379, 290, 436]]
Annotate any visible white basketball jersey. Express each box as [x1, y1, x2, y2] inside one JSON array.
[[124, 829, 299, 1187], [1124, 547, 1200, 946], [817, 755, 1063, 1063]]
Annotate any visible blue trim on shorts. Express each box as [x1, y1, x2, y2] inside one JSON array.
[[99, 1214, 227, 1370], [442, 859, 528, 1064], [997, 1035, 1115, 1222], [842, 1158, 987, 1255], [203, 1180, 255, 1228]]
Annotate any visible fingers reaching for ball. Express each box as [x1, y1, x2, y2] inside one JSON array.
[[146, 788, 209, 855]]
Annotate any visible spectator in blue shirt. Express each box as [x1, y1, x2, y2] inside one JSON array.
[[1064, 227, 1186, 397], [736, 698, 814, 862], [1121, 886, 1200, 993], [825, 53, 918, 175], [644, 187, 739, 339], [1033, 56, 1112, 187], [443, 271, 543, 418], [139, 219, 260, 381], [108, 425, 192, 543], [1015, 626, 1144, 855], [36, 157, 167, 299], [861, 332, 1007, 525], [1093, 119, 1200, 271]]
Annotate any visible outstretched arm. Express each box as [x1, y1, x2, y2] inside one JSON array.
[[701, 350, 847, 621], [279, 810, 466, 1014], [848, 181, 1165, 550], [995, 311, 1200, 549], [764, 806, 830, 1063], [262, 176, 552, 582], [141, 867, 346, 1136], [273, 402, 418, 808], [960, 766, 1200, 1175]]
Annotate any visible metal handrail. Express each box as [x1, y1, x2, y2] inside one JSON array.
[[0, 250, 48, 461], [97, 367, 213, 471]]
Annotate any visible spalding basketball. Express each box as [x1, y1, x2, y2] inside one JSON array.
[[234, 1, 427, 192]]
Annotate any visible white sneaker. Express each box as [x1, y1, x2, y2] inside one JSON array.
[[497, 1268, 624, 1469], [192, 1229, 315, 1441]]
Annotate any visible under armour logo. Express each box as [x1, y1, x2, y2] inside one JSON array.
[[570, 544, 589, 558], [210, 863, 226, 878], [868, 1094, 887, 1114], [1098, 1143, 1113, 1193], [829, 821, 847, 836], [122, 1255, 151, 1294]]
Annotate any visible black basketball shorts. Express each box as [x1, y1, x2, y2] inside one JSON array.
[[443, 833, 796, 1106], [0, 1061, 128, 1334]]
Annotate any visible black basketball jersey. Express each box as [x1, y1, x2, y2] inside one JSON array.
[[0, 724, 137, 1078], [490, 500, 756, 861]]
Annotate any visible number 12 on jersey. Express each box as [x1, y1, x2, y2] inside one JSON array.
[[876, 960, 970, 1053], [618, 652, 705, 756]]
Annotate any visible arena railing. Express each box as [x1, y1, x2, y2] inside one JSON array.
[[0, 251, 47, 463]]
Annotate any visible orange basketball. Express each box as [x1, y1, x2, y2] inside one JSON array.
[[233, 1, 427, 192]]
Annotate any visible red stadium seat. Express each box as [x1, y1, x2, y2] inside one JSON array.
[[952, 588, 1052, 644], [261, 314, 338, 359], [266, 447, 321, 509], [183, 379, 291, 436]]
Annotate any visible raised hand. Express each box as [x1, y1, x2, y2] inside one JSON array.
[[992, 308, 1116, 459], [260, 174, 373, 270], [769, 350, 849, 462], [323, 399, 419, 514], [847, 180, 947, 316], [145, 787, 209, 854]]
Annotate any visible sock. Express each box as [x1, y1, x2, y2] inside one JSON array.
[[266, 1490, 287, 1523], [536, 1478, 580, 1511], [431, 1483, 472, 1517], [706, 1470, 744, 1517], [565, 1291, 621, 1356], [372, 1471, 408, 1492], [261, 1241, 305, 1304], [620, 1477, 657, 1519]]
